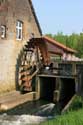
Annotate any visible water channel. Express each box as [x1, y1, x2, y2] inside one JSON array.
[[0, 100, 60, 125]]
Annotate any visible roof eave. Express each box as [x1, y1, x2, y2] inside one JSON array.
[[43, 36, 77, 54]]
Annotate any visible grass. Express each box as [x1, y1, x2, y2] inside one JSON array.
[[68, 95, 83, 111], [40, 96, 83, 125], [40, 109, 83, 125]]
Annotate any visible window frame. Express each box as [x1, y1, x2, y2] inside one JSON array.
[[1, 25, 6, 39], [16, 20, 23, 41]]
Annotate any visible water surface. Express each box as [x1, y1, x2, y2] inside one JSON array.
[[0, 100, 59, 125]]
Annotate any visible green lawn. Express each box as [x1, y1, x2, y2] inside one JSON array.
[[40, 109, 83, 125]]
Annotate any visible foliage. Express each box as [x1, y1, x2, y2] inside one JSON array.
[[76, 33, 83, 58], [46, 32, 83, 58], [40, 109, 83, 125], [68, 96, 83, 111]]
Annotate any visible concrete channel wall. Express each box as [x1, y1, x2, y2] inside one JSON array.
[[36, 61, 83, 108], [58, 62, 83, 95]]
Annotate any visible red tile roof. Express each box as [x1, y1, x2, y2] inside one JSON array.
[[43, 36, 77, 54]]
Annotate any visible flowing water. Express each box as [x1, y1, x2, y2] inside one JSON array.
[[0, 100, 59, 125]]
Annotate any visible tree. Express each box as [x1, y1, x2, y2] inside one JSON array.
[[76, 33, 83, 58]]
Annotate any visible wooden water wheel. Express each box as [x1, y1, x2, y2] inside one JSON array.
[[19, 40, 47, 92]]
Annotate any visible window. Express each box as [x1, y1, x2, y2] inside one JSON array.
[[1, 25, 6, 38], [16, 21, 23, 40]]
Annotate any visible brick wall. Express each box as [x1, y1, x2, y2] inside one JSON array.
[[0, 0, 41, 93]]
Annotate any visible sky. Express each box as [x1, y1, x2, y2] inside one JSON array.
[[32, 0, 83, 35]]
